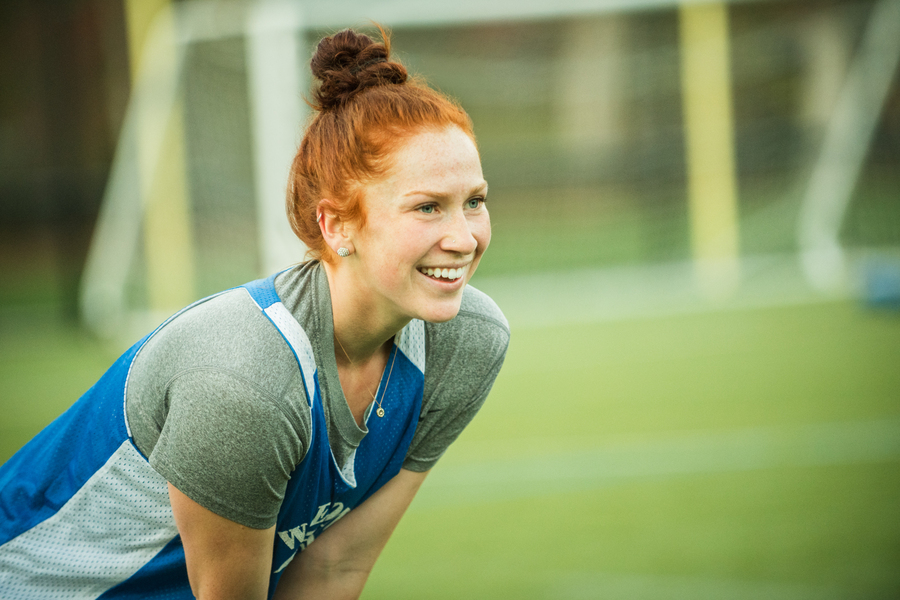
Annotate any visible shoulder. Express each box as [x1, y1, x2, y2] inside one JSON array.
[[425, 284, 509, 377], [404, 285, 509, 471], [458, 284, 509, 333], [128, 285, 309, 427], [127, 283, 312, 520], [137, 288, 293, 380], [428, 284, 509, 349]]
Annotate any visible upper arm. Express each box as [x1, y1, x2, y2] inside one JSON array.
[[272, 469, 429, 599], [151, 370, 308, 529], [169, 482, 276, 600]]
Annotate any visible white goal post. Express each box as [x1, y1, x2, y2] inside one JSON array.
[[79, 0, 894, 341]]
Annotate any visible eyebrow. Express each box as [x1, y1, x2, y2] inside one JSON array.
[[403, 182, 489, 199]]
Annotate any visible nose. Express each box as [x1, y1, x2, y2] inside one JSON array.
[[441, 210, 478, 255]]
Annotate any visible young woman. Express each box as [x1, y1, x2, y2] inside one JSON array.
[[0, 28, 509, 599]]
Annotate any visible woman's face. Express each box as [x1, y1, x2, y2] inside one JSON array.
[[348, 126, 490, 326]]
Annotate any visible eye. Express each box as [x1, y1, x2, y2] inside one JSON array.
[[418, 204, 436, 214], [466, 197, 485, 209]]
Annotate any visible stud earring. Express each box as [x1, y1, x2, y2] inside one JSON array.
[[337, 247, 351, 258]]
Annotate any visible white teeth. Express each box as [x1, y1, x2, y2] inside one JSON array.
[[420, 266, 466, 280]]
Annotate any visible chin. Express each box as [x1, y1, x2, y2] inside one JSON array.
[[415, 298, 464, 324]]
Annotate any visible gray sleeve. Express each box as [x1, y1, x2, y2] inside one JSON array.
[[149, 369, 307, 529], [403, 292, 510, 472]]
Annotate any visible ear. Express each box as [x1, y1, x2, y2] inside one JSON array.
[[317, 200, 355, 256]]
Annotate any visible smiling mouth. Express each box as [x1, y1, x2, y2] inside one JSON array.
[[418, 266, 467, 281]]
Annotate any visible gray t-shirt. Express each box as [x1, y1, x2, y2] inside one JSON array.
[[125, 262, 509, 529]]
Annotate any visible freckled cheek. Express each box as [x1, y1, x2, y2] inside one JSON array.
[[392, 239, 429, 274]]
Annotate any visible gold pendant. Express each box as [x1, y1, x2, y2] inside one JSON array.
[[376, 407, 385, 418]]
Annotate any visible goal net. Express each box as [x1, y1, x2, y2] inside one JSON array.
[[81, 0, 900, 340]]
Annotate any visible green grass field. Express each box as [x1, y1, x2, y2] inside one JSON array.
[[2, 294, 898, 599], [365, 300, 900, 599]]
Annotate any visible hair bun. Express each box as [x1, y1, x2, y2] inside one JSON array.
[[310, 28, 408, 111]]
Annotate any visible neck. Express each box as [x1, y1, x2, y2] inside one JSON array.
[[323, 259, 410, 364]]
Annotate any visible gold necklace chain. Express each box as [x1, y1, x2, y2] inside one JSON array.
[[334, 334, 397, 418]]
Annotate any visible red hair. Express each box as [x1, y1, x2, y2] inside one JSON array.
[[287, 27, 475, 262]]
